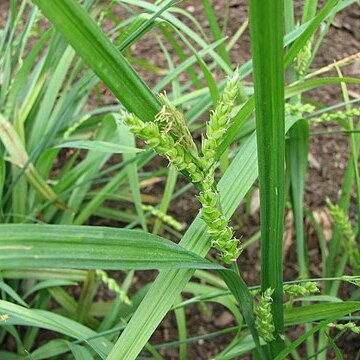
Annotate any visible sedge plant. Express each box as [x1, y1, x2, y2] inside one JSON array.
[[1, 0, 360, 359]]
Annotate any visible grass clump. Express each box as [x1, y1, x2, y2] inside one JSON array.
[[1, 0, 360, 359]]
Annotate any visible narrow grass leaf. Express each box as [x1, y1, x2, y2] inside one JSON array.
[[67, 342, 94, 360], [0, 224, 219, 271], [0, 154, 5, 212], [32, 0, 160, 121], [201, 0, 232, 66], [287, 120, 310, 277], [0, 282, 28, 307], [29, 339, 72, 360], [23, 280, 78, 299], [55, 140, 142, 154], [28, 46, 75, 152], [0, 301, 112, 358], [118, 0, 232, 74], [284, 301, 360, 325], [0, 227, 263, 354], [274, 302, 360, 360], [248, 0, 285, 354], [118, 0, 179, 51], [0, 352, 22, 360]]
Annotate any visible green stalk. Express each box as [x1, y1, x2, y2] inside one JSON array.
[[153, 165, 178, 235], [76, 270, 97, 324], [248, 0, 285, 355], [11, 167, 27, 223], [285, 1, 314, 355], [174, 295, 187, 360], [284, 0, 295, 33], [337, 67, 360, 240], [287, 121, 310, 278], [287, 122, 314, 357]]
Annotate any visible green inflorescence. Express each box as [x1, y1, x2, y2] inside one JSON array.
[[341, 275, 360, 287], [197, 170, 241, 263], [251, 282, 319, 338], [253, 288, 275, 342], [252, 281, 319, 297], [124, 111, 204, 183], [156, 93, 198, 156], [0, 314, 9, 322], [95, 269, 131, 304], [142, 204, 183, 231], [283, 281, 319, 296], [294, 40, 312, 76], [326, 199, 360, 273], [285, 102, 315, 116], [328, 321, 360, 334], [124, 70, 241, 263], [201, 70, 239, 169], [311, 107, 360, 124]]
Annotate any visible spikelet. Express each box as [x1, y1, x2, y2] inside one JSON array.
[[311, 107, 360, 124], [142, 204, 183, 231], [328, 321, 360, 334], [0, 314, 9, 322], [283, 282, 319, 296], [285, 103, 315, 116], [326, 199, 360, 272], [254, 288, 275, 342], [201, 69, 239, 169], [124, 111, 203, 183], [294, 40, 312, 75], [96, 270, 131, 305], [197, 169, 241, 263]]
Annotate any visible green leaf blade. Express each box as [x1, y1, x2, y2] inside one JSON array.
[[248, 0, 286, 353], [0, 224, 218, 271]]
